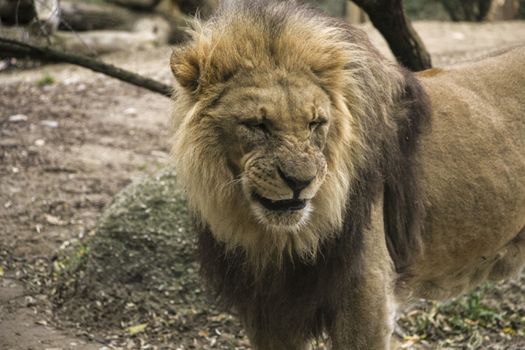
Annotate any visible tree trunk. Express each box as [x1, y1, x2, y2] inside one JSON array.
[[31, 0, 60, 36], [519, 0, 525, 19], [0, 0, 36, 24], [59, 0, 137, 31], [440, 0, 461, 21], [352, 0, 432, 71], [170, 0, 217, 18], [476, 0, 493, 21], [440, 0, 494, 21], [106, 0, 162, 12]]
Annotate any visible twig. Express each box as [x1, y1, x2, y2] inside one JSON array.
[[0, 37, 173, 98]]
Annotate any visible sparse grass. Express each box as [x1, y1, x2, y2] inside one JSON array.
[[398, 279, 525, 349], [37, 73, 55, 87]]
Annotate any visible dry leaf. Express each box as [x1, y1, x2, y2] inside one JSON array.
[[44, 214, 66, 226], [127, 323, 147, 335]]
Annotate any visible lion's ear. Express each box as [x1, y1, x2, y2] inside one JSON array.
[[170, 46, 201, 94], [170, 45, 238, 96]]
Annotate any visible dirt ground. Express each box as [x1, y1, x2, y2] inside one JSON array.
[[1, 21, 525, 350]]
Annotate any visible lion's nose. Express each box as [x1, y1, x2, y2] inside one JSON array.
[[277, 166, 314, 194]]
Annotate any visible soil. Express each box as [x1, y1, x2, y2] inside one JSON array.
[[1, 21, 525, 350]]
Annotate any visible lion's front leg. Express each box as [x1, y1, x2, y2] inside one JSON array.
[[329, 201, 397, 350], [328, 274, 396, 350]]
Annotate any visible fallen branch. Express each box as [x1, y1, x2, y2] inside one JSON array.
[[0, 37, 172, 98]]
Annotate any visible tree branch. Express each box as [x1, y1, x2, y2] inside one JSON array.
[[0, 37, 173, 98]]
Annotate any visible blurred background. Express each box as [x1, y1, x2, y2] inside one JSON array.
[[0, 0, 524, 61]]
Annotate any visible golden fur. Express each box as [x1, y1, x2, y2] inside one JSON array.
[[406, 49, 525, 300], [170, 1, 525, 348]]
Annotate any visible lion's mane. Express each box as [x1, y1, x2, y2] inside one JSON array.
[[170, 0, 431, 338]]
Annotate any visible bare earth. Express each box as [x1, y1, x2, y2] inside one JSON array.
[[1, 21, 525, 350]]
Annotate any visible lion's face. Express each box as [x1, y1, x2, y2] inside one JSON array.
[[207, 73, 331, 230]]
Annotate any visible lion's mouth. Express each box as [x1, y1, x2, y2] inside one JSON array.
[[252, 192, 307, 211]]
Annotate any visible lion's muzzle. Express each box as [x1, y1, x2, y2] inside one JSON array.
[[242, 151, 327, 230], [250, 166, 312, 212]]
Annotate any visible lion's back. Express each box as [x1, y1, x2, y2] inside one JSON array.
[[420, 46, 525, 122]]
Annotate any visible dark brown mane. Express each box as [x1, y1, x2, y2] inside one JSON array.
[[382, 69, 431, 272]]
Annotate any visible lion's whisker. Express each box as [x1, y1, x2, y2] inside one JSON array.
[[222, 176, 243, 189]]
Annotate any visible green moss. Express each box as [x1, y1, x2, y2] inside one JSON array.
[[51, 169, 207, 330]]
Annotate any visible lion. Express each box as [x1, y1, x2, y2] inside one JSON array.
[[169, 1, 525, 349]]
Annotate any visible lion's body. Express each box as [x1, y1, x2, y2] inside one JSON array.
[[169, 1, 525, 348], [410, 52, 525, 299]]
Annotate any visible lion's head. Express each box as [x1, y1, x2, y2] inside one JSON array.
[[170, 0, 428, 270], [211, 72, 331, 229]]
